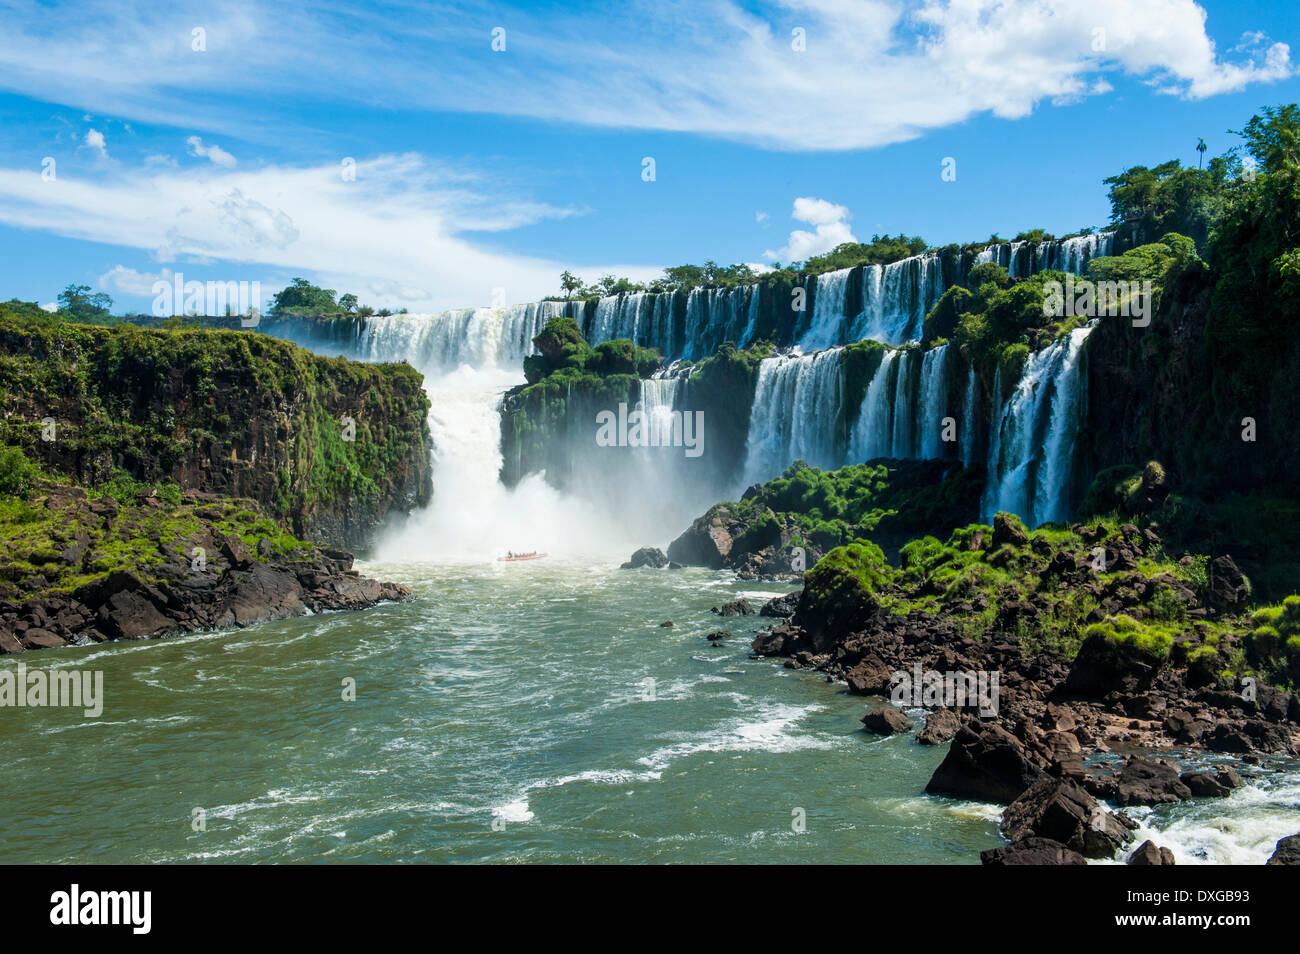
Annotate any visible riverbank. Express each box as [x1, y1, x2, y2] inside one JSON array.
[[0, 481, 411, 655]]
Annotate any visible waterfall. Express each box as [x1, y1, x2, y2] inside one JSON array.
[[638, 374, 682, 449], [854, 252, 945, 346], [742, 348, 844, 483], [982, 324, 1096, 527], [968, 232, 1115, 282], [1052, 233, 1113, 274], [348, 301, 571, 372], [848, 349, 899, 462], [800, 267, 853, 350], [959, 364, 979, 465], [738, 285, 762, 347], [889, 351, 919, 460], [917, 344, 951, 460]]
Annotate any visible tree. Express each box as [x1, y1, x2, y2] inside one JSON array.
[[1197, 137, 1207, 169], [269, 278, 338, 316], [57, 284, 112, 320], [338, 293, 359, 313], [559, 270, 582, 300], [1104, 158, 1237, 251], [1232, 104, 1300, 177]]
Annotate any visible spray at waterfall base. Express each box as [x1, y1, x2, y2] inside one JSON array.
[[595, 403, 705, 458]]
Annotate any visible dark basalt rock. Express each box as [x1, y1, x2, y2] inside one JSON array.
[[925, 722, 1045, 804], [917, 708, 961, 745], [1267, 834, 1300, 865], [1064, 628, 1164, 696], [1128, 840, 1176, 865], [1002, 776, 1132, 859], [861, 705, 912, 735], [1179, 765, 1244, 798], [621, 546, 669, 569], [1116, 756, 1192, 806], [1207, 555, 1250, 612], [759, 592, 800, 618], [844, 652, 894, 695], [981, 837, 1087, 866], [713, 598, 754, 617]]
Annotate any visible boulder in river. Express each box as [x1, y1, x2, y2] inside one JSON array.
[[861, 706, 912, 736], [1002, 776, 1131, 859], [981, 837, 1087, 866], [925, 722, 1044, 804], [1128, 840, 1176, 865], [1267, 834, 1300, 865], [759, 592, 800, 618], [621, 547, 669, 569], [713, 599, 754, 617], [1115, 756, 1192, 806], [1179, 765, 1243, 798], [917, 708, 961, 745]]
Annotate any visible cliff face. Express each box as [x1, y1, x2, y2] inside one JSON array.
[[498, 340, 763, 495], [0, 319, 432, 553], [1078, 265, 1300, 500]]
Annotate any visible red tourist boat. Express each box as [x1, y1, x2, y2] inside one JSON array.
[[497, 551, 548, 562]]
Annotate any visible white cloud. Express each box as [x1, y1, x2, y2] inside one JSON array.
[[0, 1, 1288, 152], [40, 301, 57, 312], [82, 128, 107, 157], [764, 196, 856, 262], [755, 211, 770, 225], [99, 264, 167, 295], [0, 153, 657, 312], [186, 135, 236, 167]]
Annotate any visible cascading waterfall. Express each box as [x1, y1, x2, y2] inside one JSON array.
[[261, 225, 1112, 546], [638, 374, 682, 449], [982, 323, 1096, 527], [847, 349, 899, 462], [889, 350, 919, 460], [799, 267, 853, 351], [917, 344, 951, 460], [742, 348, 844, 483], [966, 232, 1115, 282], [853, 253, 945, 346], [959, 365, 980, 465], [353, 301, 571, 371]]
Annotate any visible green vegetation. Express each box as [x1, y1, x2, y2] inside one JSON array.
[[546, 234, 929, 302], [523, 316, 662, 385], [0, 477, 316, 604], [269, 277, 397, 318], [707, 459, 983, 557], [57, 284, 113, 322], [0, 315, 430, 537], [1247, 596, 1300, 685]]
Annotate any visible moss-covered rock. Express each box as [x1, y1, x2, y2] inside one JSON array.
[[795, 541, 892, 649], [1065, 615, 1173, 695]]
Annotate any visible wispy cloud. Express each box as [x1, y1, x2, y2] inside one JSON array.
[[0, 152, 654, 311], [186, 135, 236, 167], [0, 0, 1290, 152]]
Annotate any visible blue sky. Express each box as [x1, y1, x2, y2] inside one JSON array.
[[0, 0, 1296, 314]]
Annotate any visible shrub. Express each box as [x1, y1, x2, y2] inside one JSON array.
[[0, 446, 37, 497]]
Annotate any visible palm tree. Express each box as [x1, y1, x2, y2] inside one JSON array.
[[1196, 137, 1207, 169]]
